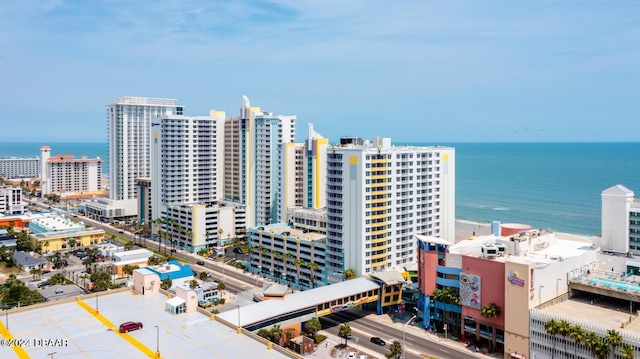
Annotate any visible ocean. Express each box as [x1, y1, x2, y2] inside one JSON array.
[[1, 142, 639, 236]]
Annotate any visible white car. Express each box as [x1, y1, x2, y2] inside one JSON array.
[[347, 352, 356, 359]]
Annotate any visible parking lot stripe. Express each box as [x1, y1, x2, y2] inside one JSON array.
[[76, 298, 159, 358], [0, 321, 31, 358]]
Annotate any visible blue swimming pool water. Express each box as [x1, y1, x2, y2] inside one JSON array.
[[588, 278, 640, 292]]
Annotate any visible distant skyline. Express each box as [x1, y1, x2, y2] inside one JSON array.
[[1, 1, 638, 143]]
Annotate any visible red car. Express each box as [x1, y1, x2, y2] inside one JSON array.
[[119, 321, 143, 333]]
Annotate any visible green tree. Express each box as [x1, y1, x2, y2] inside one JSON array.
[[1, 280, 44, 307], [199, 271, 209, 282], [568, 324, 585, 359], [270, 324, 283, 345], [305, 317, 321, 336], [605, 329, 623, 359], [188, 279, 199, 290], [15, 231, 32, 251], [557, 320, 571, 355], [284, 327, 296, 347], [160, 277, 172, 290], [595, 339, 610, 359], [339, 323, 352, 346], [122, 264, 139, 278], [148, 255, 162, 266], [620, 343, 636, 359], [257, 328, 272, 341], [217, 282, 226, 295], [342, 268, 356, 280], [480, 303, 501, 318], [48, 273, 66, 285], [307, 261, 319, 288], [544, 319, 560, 359], [387, 340, 402, 359]]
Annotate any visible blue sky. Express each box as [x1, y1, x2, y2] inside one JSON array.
[[1, 1, 638, 143]]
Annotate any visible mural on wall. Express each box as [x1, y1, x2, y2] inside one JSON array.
[[460, 273, 481, 309]]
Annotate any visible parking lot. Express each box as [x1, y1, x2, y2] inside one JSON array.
[[0, 290, 294, 359]]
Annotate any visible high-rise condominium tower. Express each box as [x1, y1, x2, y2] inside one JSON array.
[[277, 123, 328, 223], [325, 137, 455, 278], [108, 97, 183, 201], [150, 112, 226, 219], [224, 96, 295, 226]]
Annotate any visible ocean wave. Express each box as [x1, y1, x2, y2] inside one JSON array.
[[492, 207, 509, 211]]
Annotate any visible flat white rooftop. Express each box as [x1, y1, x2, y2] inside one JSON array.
[[0, 290, 293, 359]]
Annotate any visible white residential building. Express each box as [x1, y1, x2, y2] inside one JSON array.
[[107, 96, 183, 202], [149, 112, 225, 219], [0, 157, 39, 179], [223, 96, 295, 227], [0, 186, 23, 215], [40, 146, 103, 198], [254, 111, 296, 226], [325, 137, 455, 279], [277, 123, 328, 223]]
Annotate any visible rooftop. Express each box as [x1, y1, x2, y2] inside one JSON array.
[[0, 289, 294, 359], [218, 277, 379, 327]]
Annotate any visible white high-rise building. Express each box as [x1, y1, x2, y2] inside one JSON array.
[[325, 137, 455, 279], [254, 111, 296, 226], [277, 123, 328, 223], [600, 184, 640, 258], [40, 146, 103, 198], [0, 157, 39, 179], [150, 112, 226, 220], [224, 96, 295, 227], [108, 97, 183, 201]]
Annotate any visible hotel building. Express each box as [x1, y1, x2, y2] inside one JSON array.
[[0, 186, 23, 215], [325, 137, 455, 280], [599, 185, 640, 265], [277, 123, 328, 223], [107, 96, 183, 202], [223, 96, 296, 227], [0, 157, 39, 179], [40, 146, 103, 198], [416, 225, 599, 359]]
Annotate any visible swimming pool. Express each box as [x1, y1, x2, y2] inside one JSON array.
[[588, 278, 640, 292]]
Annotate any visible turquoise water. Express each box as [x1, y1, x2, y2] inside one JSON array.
[[3, 141, 640, 236], [587, 278, 640, 292]]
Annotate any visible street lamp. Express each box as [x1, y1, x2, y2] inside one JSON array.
[[402, 314, 418, 359]]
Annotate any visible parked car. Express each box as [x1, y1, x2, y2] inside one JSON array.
[[233, 247, 244, 254], [119, 321, 143, 333], [341, 333, 352, 340], [347, 352, 356, 359], [370, 337, 385, 346], [196, 260, 205, 265], [41, 269, 51, 275], [37, 281, 50, 289]]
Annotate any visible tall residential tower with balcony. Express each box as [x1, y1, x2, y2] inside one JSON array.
[[108, 97, 183, 202], [325, 137, 455, 280]]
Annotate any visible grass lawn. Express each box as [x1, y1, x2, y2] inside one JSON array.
[[0, 262, 20, 276]]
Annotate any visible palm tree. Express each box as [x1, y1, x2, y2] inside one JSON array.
[[584, 331, 600, 355], [188, 279, 199, 289], [343, 268, 356, 280], [595, 339, 610, 359], [306, 317, 321, 337], [308, 261, 319, 288], [257, 328, 272, 341], [43, 241, 50, 254], [557, 320, 571, 356], [339, 323, 352, 346], [217, 282, 226, 295], [620, 343, 636, 359], [270, 324, 283, 345], [604, 329, 623, 359], [388, 340, 403, 359], [293, 258, 304, 283], [568, 324, 585, 359], [199, 271, 209, 282], [544, 319, 560, 359]]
